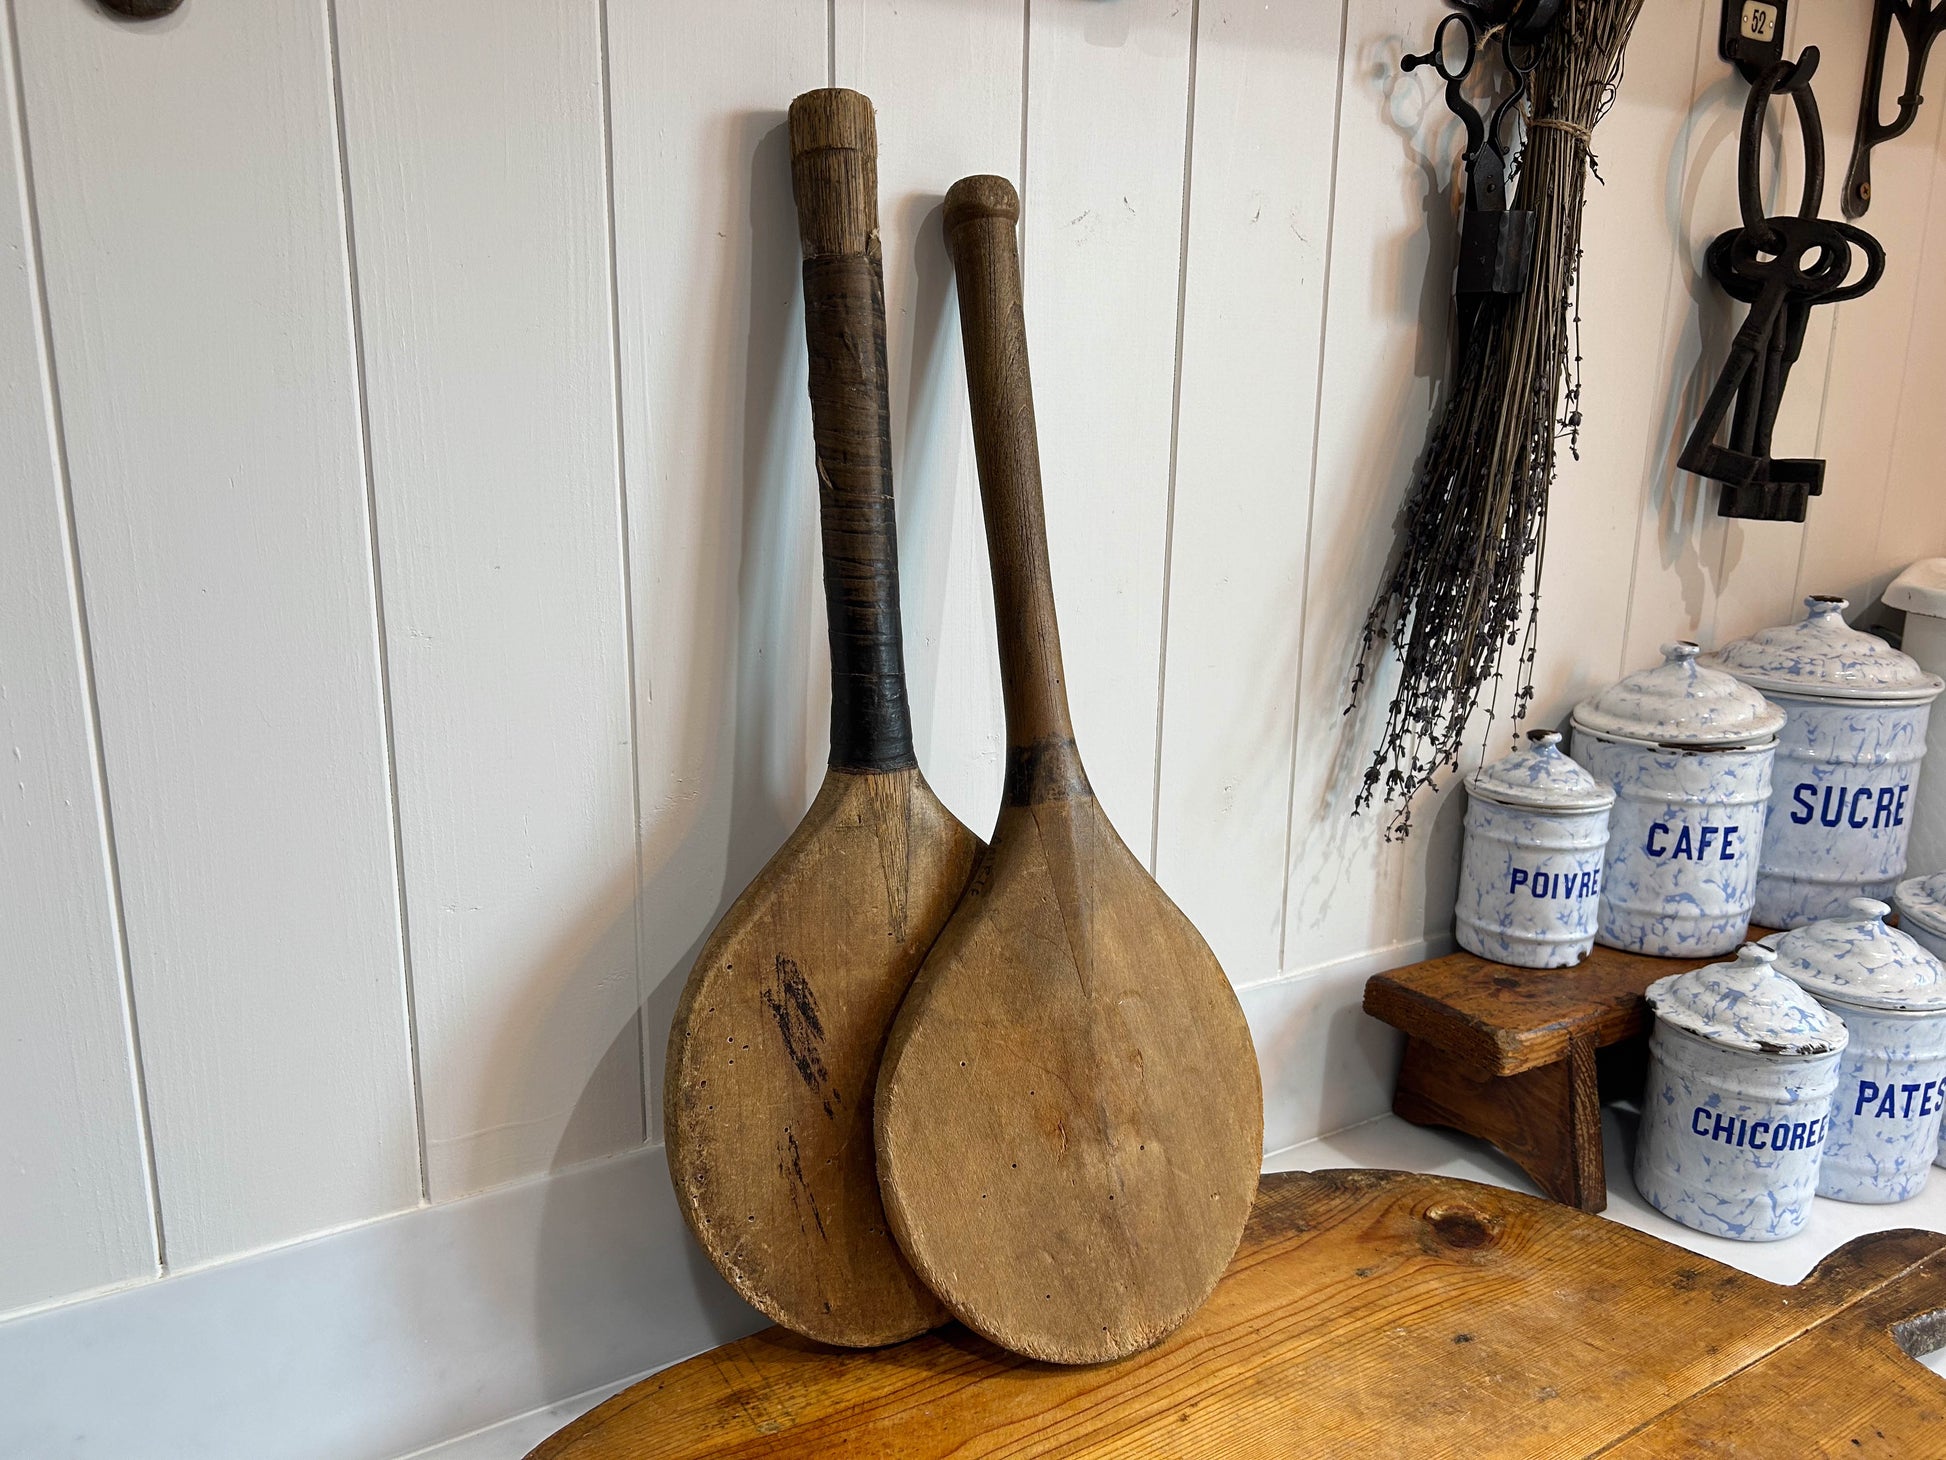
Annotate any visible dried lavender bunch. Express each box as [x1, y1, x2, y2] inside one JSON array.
[[1350, 0, 1645, 836]]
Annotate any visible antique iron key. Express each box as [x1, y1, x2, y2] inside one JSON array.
[[1681, 49, 1885, 523]]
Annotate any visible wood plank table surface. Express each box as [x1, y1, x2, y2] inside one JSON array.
[[528, 1168, 1946, 1458], [1361, 939, 1771, 1212]]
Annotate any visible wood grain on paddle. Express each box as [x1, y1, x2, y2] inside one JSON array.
[[529, 1169, 1946, 1458], [871, 174, 1263, 1366], [662, 89, 979, 1348]]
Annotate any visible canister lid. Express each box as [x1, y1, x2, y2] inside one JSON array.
[[1765, 899, 1946, 1013], [1894, 873, 1946, 939], [1704, 596, 1944, 704], [1571, 642, 1786, 748], [1464, 730, 1616, 812], [1646, 944, 1849, 1057]]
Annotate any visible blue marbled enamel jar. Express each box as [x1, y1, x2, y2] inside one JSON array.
[[1766, 900, 1946, 1204], [1573, 643, 1785, 958], [1894, 872, 1946, 965], [1708, 597, 1944, 929], [1907, 874, 1946, 1170], [1456, 731, 1613, 968], [1635, 944, 1847, 1241]]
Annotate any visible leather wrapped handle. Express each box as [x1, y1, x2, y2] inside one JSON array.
[[943, 175, 1086, 804], [789, 89, 916, 773]]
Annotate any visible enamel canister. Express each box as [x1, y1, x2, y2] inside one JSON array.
[[1455, 730, 1614, 968], [1635, 944, 1847, 1241], [1890, 873, 1946, 1169], [1767, 899, 1946, 1203], [1572, 642, 1785, 957], [1894, 870, 1946, 964], [1707, 596, 1944, 928]]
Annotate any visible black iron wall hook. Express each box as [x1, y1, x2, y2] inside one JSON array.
[[1842, 0, 1946, 217]]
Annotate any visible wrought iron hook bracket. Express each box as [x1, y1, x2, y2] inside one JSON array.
[[1842, 0, 1946, 217]]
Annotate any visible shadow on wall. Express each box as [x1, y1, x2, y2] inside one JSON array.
[[1648, 69, 1788, 625], [893, 196, 959, 770], [501, 107, 1004, 1409], [627, 111, 825, 1145], [1287, 33, 1464, 948], [461, 110, 825, 1404]]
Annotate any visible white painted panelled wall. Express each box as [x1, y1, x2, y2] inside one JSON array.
[[5, 0, 1946, 1445]]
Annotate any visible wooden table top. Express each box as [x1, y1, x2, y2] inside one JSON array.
[[527, 1167, 1946, 1459]]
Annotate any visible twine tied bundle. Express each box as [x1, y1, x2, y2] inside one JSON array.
[[1350, 0, 1645, 836]]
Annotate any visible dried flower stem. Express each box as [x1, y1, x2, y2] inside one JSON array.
[[1350, 0, 1645, 837]]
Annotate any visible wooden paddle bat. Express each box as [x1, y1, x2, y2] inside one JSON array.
[[663, 90, 980, 1349], [874, 174, 1263, 1365]]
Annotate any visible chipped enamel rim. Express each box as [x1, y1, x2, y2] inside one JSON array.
[[1646, 944, 1849, 1057]]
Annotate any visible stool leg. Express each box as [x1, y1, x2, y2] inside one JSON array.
[[1392, 1033, 1606, 1213]]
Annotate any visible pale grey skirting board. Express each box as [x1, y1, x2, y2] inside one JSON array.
[[0, 941, 1433, 1460], [0, 1143, 761, 1460]]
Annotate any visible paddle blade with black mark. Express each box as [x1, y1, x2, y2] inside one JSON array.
[[663, 90, 980, 1349]]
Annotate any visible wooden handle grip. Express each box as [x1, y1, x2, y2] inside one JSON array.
[[944, 175, 1085, 801], [789, 89, 914, 773]]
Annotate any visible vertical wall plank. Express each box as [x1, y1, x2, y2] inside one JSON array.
[[831, 0, 1018, 838], [606, 0, 828, 1137], [1283, 0, 1468, 974], [333, 0, 642, 1200], [1874, 101, 1946, 591], [0, 1, 154, 1313], [1707, 0, 1838, 643], [11, 0, 417, 1263], [1533, 0, 1710, 702], [1153, 0, 1342, 983], [1614, 4, 1751, 668], [1021, 0, 1195, 850]]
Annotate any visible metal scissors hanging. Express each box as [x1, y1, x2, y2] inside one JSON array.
[[1403, 3, 1553, 358]]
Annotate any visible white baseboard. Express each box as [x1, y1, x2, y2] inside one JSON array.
[[0, 939, 1437, 1460], [391, 1376, 642, 1460], [0, 1143, 762, 1460], [1239, 932, 1444, 1154]]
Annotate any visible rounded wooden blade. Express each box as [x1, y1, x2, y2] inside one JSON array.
[[665, 768, 979, 1346], [876, 794, 1263, 1363]]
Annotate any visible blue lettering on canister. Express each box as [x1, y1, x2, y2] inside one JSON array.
[[1643, 822, 1741, 861], [1505, 866, 1602, 899], [1851, 1075, 1946, 1119], [1789, 781, 1909, 831], [1690, 1106, 1827, 1150]]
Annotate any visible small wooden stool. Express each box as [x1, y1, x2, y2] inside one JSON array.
[[1362, 939, 1759, 1212]]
